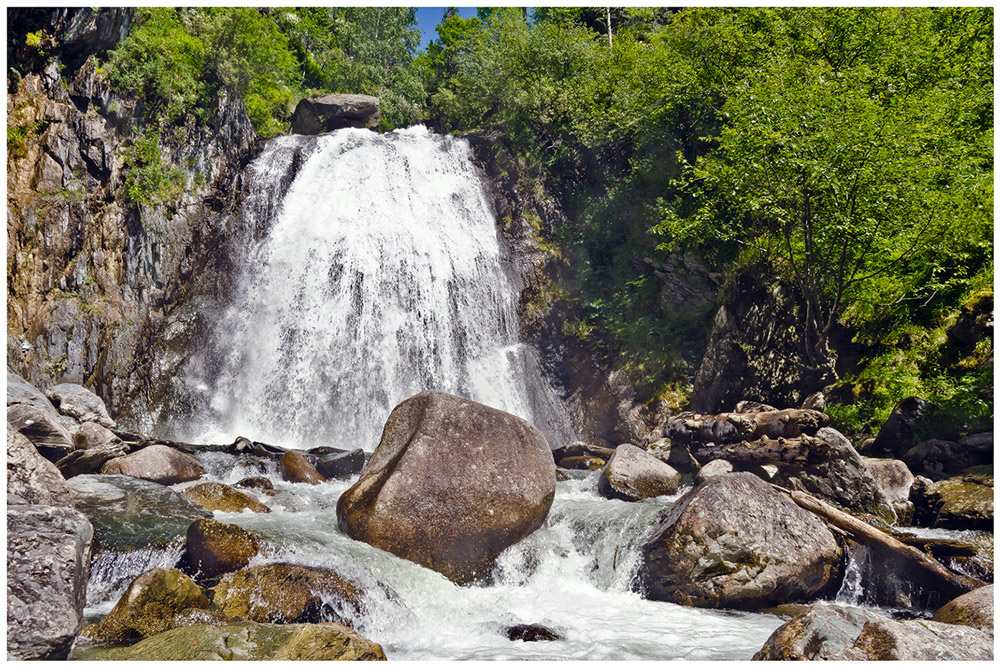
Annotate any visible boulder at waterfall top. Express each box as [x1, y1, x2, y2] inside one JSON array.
[[290, 93, 379, 134], [100, 443, 205, 485], [597, 443, 681, 501], [337, 390, 556, 584], [637, 472, 842, 610]]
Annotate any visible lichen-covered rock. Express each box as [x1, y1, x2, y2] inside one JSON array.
[[211, 564, 365, 628], [849, 618, 993, 660], [7, 427, 74, 507], [932, 584, 994, 635], [7, 503, 93, 660], [181, 518, 263, 580], [100, 444, 205, 485], [182, 481, 270, 514], [45, 382, 116, 427], [7, 402, 75, 461], [290, 93, 380, 134], [666, 408, 830, 447], [72, 621, 387, 660], [68, 474, 211, 551], [863, 456, 915, 522], [91, 567, 209, 642], [637, 472, 841, 610], [753, 605, 885, 660], [337, 391, 556, 583], [597, 443, 681, 501], [280, 450, 324, 484], [911, 472, 993, 530]]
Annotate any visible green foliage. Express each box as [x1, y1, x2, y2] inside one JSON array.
[[122, 131, 186, 205]]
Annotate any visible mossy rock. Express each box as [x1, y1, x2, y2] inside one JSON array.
[[91, 568, 209, 643], [913, 473, 993, 530], [932, 585, 994, 635], [182, 481, 270, 514], [181, 518, 264, 580], [71, 621, 386, 660], [211, 563, 365, 628]]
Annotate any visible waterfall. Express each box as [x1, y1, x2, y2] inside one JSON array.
[[182, 126, 573, 450]]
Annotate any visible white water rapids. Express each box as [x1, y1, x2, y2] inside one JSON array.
[[87, 126, 791, 658]]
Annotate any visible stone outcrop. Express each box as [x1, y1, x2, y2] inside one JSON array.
[[182, 481, 270, 514], [68, 474, 211, 551], [211, 564, 365, 628], [637, 473, 841, 610], [7, 503, 94, 660], [290, 94, 380, 134], [7, 9, 260, 431], [74, 621, 387, 661], [181, 518, 264, 580], [90, 567, 209, 643], [100, 443, 205, 485], [597, 443, 681, 501], [337, 391, 556, 583], [7, 427, 74, 507]]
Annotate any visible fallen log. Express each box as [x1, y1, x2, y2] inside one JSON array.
[[776, 485, 981, 602]]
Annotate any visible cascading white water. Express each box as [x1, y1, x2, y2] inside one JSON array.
[[182, 125, 572, 450]]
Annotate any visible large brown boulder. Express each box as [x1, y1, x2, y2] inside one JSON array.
[[597, 443, 681, 501], [7, 428, 74, 507], [636, 472, 841, 610], [290, 93, 380, 134], [181, 518, 264, 580], [211, 563, 365, 628], [280, 450, 324, 484], [337, 391, 556, 583], [91, 568, 209, 643], [100, 444, 205, 485], [182, 481, 270, 514], [73, 621, 386, 661], [932, 584, 994, 635]]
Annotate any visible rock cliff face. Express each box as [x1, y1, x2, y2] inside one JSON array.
[[7, 8, 260, 430]]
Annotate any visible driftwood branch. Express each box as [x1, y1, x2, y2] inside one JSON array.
[[772, 484, 981, 599]]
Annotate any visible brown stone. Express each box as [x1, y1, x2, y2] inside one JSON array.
[[337, 391, 555, 584], [280, 450, 324, 484], [182, 481, 270, 514], [597, 444, 681, 501], [99, 444, 204, 485], [558, 455, 606, 470], [932, 585, 994, 636], [182, 518, 263, 580], [92, 567, 209, 642]]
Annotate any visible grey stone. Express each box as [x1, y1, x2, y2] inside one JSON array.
[[7, 402, 75, 461], [45, 382, 116, 428], [6, 370, 54, 410], [100, 444, 205, 485], [753, 605, 885, 660], [290, 94, 380, 134], [56, 439, 129, 478], [850, 618, 993, 660], [597, 443, 681, 501], [314, 448, 366, 479], [695, 458, 733, 484], [7, 428, 74, 507], [7, 503, 93, 660]]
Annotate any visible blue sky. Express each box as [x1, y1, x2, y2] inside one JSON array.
[[414, 7, 478, 51]]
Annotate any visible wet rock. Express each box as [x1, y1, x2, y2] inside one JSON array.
[[211, 563, 365, 628], [280, 450, 325, 484], [55, 438, 129, 478], [558, 455, 606, 470], [169, 607, 231, 629], [228, 436, 285, 457], [753, 605, 885, 660], [865, 397, 929, 459], [291, 93, 380, 134], [337, 391, 556, 583], [598, 444, 681, 501], [849, 617, 993, 660], [314, 448, 365, 479], [68, 474, 211, 551], [91, 567, 209, 642], [181, 518, 263, 580], [863, 457, 914, 522], [505, 623, 561, 641], [552, 441, 616, 465], [181, 481, 270, 514], [73, 621, 387, 660], [932, 584, 993, 635], [904, 436, 993, 481], [45, 382, 116, 427], [100, 443, 205, 485], [234, 476, 274, 491], [695, 459, 733, 484], [7, 402, 75, 461], [637, 472, 841, 610], [911, 472, 993, 530], [7, 428, 74, 507], [7, 503, 93, 660]]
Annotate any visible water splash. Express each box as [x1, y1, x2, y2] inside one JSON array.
[[181, 126, 573, 450]]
